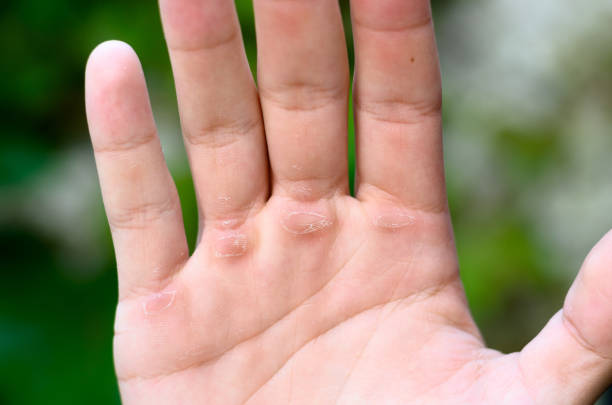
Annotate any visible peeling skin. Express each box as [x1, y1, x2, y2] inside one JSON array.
[[374, 212, 415, 230], [143, 290, 176, 316], [214, 234, 248, 258], [281, 211, 333, 235], [219, 218, 241, 229]]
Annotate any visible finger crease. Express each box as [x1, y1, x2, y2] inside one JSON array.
[[562, 310, 612, 361], [183, 118, 261, 148], [93, 130, 157, 154], [168, 30, 239, 54], [352, 15, 433, 34]]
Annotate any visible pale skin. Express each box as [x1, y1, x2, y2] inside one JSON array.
[[84, 0, 612, 404]]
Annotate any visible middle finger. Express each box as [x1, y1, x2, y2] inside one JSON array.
[[254, 0, 350, 201]]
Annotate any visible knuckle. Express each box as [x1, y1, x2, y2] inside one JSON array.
[[562, 309, 612, 361], [352, 0, 433, 33], [183, 117, 261, 148], [109, 198, 178, 230], [168, 29, 238, 53], [93, 130, 157, 154], [259, 81, 346, 112], [358, 183, 448, 216], [354, 94, 442, 126]]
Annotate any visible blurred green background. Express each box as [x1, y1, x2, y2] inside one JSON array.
[[1, 0, 612, 403]]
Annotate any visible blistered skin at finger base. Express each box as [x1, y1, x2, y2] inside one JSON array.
[[214, 233, 249, 258], [143, 290, 177, 315], [373, 211, 416, 230], [281, 211, 333, 235], [264, 197, 338, 238]]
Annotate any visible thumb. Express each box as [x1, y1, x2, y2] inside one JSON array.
[[519, 230, 612, 404]]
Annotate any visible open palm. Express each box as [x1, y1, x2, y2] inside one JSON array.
[[85, 1, 612, 404]]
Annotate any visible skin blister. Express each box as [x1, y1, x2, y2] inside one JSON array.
[[142, 290, 176, 316], [281, 211, 334, 235], [214, 233, 249, 258], [373, 212, 416, 230]]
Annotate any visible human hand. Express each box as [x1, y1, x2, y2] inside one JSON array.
[[85, 1, 612, 403]]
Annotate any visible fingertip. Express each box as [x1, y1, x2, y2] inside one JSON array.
[[85, 40, 154, 146], [87, 40, 138, 68], [86, 41, 144, 94]]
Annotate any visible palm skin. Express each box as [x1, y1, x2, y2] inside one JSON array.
[[86, 0, 612, 404], [115, 193, 484, 404]]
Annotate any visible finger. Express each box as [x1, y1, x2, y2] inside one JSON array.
[[519, 230, 612, 403], [159, 0, 268, 227], [350, 0, 446, 212], [86, 41, 188, 298], [253, 0, 350, 200]]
